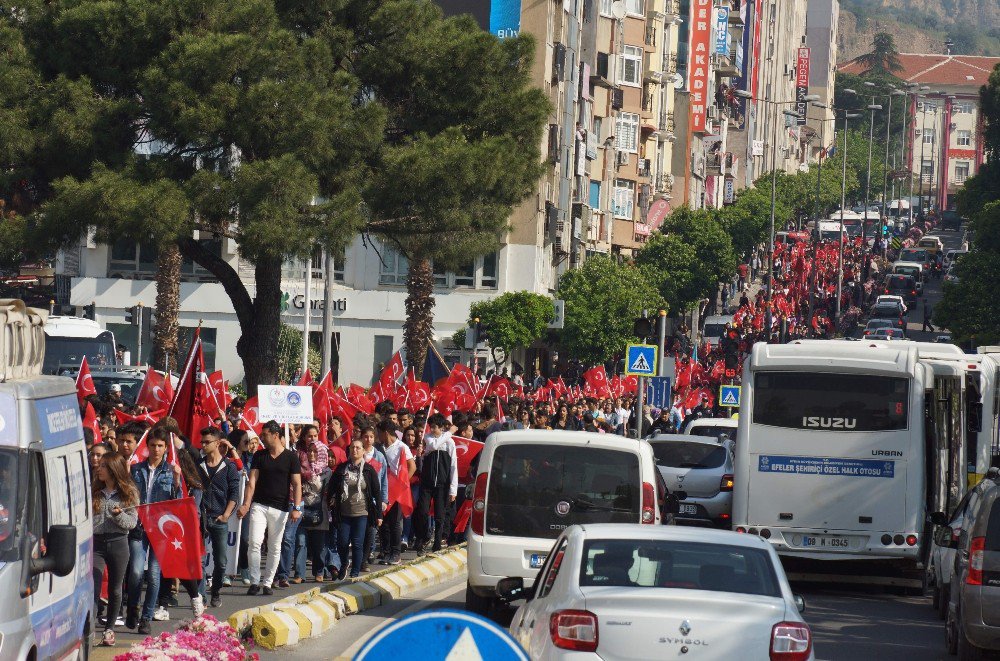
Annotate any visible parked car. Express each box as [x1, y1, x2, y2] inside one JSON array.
[[683, 417, 739, 443], [869, 328, 908, 341], [465, 430, 680, 615], [647, 434, 734, 527], [864, 318, 900, 338], [498, 524, 813, 660], [875, 294, 909, 313], [943, 471, 1000, 658], [943, 250, 967, 271]]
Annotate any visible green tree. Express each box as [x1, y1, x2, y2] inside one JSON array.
[[468, 291, 554, 361], [556, 256, 664, 364], [361, 6, 549, 373], [717, 187, 781, 258], [855, 32, 904, 76], [935, 201, 1000, 342]]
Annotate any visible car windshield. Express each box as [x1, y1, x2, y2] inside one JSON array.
[[0, 449, 19, 562], [895, 267, 920, 277], [703, 323, 726, 338], [650, 441, 727, 469], [886, 275, 913, 289], [900, 250, 928, 261], [486, 444, 641, 539], [871, 305, 899, 316], [579, 539, 782, 597], [867, 320, 893, 329], [44, 335, 116, 374], [91, 375, 145, 406]]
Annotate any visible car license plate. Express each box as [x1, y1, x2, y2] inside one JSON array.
[[529, 554, 547, 568], [679, 504, 698, 515], [802, 535, 850, 549]]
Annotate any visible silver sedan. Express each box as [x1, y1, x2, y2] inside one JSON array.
[[497, 524, 813, 660]]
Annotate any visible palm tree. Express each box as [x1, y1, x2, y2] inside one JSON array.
[[857, 32, 904, 75]]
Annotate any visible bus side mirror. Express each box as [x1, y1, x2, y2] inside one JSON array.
[[30, 525, 76, 578], [929, 511, 948, 526]]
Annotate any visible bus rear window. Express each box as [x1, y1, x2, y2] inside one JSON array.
[[752, 372, 909, 431], [485, 444, 641, 539]]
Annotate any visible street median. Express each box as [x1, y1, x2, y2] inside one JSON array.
[[227, 546, 468, 651]]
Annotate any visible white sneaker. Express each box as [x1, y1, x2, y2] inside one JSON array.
[[191, 596, 205, 618], [114, 616, 126, 627], [153, 606, 170, 621]]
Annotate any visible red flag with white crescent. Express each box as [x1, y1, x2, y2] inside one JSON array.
[[386, 453, 414, 517], [76, 357, 96, 404], [83, 402, 102, 444], [453, 436, 484, 481], [136, 369, 173, 411], [115, 408, 166, 426], [135, 497, 204, 580], [239, 396, 263, 437]]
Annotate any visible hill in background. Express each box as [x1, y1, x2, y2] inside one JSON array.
[[838, 0, 1000, 62]]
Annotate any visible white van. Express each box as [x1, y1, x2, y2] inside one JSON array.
[[702, 315, 733, 348], [0, 302, 93, 660], [465, 430, 676, 614]]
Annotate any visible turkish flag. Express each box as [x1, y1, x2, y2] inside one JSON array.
[[346, 384, 375, 415], [449, 364, 478, 392], [168, 332, 213, 447], [405, 371, 431, 410], [128, 429, 151, 466], [452, 500, 473, 534], [484, 377, 512, 400], [239, 396, 263, 437], [379, 352, 405, 389], [76, 357, 96, 404], [453, 436, 484, 481], [296, 369, 314, 387], [386, 453, 414, 517], [83, 402, 102, 444], [135, 497, 204, 580], [115, 408, 166, 426], [312, 372, 334, 442], [583, 366, 611, 397], [623, 374, 639, 394], [136, 369, 173, 411], [207, 371, 231, 418]]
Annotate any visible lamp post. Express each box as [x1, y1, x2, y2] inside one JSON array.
[[735, 90, 818, 338], [917, 98, 934, 219], [880, 89, 904, 248], [898, 83, 919, 221], [860, 81, 882, 251], [835, 110, 862, 324], [911, 86, 930, 220]]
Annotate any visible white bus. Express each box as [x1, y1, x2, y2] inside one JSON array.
[[733, 340, 931, 585]]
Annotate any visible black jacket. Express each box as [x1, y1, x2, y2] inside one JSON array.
[[198, 456, 241, 519], [328, 461, 382, 525]]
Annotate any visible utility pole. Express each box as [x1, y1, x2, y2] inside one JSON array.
[[136, 302, 143, 367], [321, 248, 335, 377], [302, 251, 312, 375]]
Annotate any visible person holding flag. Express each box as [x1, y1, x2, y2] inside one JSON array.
[[376, 420, 415, 566], [415, 413, 458, 554], [126, 427, 184, 634]]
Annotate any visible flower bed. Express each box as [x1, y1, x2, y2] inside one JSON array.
[[115, 615, 259, 661]]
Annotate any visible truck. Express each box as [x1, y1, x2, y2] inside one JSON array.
[[42, 315, 117, 374]]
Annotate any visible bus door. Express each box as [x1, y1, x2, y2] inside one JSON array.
[[966, 369, 984, 486], [926, 372, 965, 518]]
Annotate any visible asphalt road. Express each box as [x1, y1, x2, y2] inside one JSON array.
[[888, 224, 963, 343]]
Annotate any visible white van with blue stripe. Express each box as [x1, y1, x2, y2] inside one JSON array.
[[0, 301, 92, 660]]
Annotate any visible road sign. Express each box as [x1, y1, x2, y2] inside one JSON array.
[[891, 237, 902, 250], [257, 385, 314, 424], [719, 384, 741, 408], [625, 343, 658, 376], [646, 376, 672, 409], [354, 609, 528, 660]]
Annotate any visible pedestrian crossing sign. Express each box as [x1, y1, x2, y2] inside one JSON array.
[[720, 385, 741, 408], [625, 344, 658, 376]]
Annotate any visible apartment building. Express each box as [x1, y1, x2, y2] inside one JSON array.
[[803, 0, 838, 161], [839, 53, 1000, 211]]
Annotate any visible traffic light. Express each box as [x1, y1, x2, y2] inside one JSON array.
[[476, 319, 489, 344], [82, 303, 96, 320], [633, 316, 654, 339], [125, 305, 139, 326]]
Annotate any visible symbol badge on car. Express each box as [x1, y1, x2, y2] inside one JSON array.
[[679, 620, 691, 636], [555, 501, 571, 516]]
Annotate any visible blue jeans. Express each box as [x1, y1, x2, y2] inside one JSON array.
[[205, 520, 229, 596], [127, 537, 160, 621], [338, 516, 368, 578], [278, 517, 306, 580]]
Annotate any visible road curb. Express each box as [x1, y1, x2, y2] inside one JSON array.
[[228, 546, 468, 651]]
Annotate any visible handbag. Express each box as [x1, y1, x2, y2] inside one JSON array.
[[302, 502, 324, 527]]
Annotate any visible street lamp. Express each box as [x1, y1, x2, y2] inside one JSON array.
[[860, 82, 882, 249], [735, 90, 819, 337], [835, 110, 862, 324], [882, 89, 905, 240]]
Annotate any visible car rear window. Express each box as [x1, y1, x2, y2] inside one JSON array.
[[886, 275, 914, 289], [986, 497, 1000, 552], [579, 539, 782, 597], [651, 441, 727, 469], [871, 305, 899, 317], [689, 426, 735, 441], [485, 444, 641, 539]]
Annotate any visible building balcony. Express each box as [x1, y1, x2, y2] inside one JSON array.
[[713, 54, 740, 78]]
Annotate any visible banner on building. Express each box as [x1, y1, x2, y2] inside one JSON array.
[[715, 6, 729, 55], [490, 0, 521, 38], [732, 0, 755, 130], [688, 0, 713, 134], [795, 47, 811, 126]]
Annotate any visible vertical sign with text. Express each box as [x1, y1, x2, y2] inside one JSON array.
[[688, 0, 713, 134], [490, 0, 521, 39], [715, 6, 729, 56], [795, 47, 811, 126]]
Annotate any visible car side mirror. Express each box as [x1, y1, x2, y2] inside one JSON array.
[[30, 525, 76, 578], [794, 594, 806, 613], [496, 576, 529, 602], [933, 526, 957, 549], [929, 511, 948, 526]]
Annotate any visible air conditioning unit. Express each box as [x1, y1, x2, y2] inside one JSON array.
[[707, 105, 720, 120], [617, 151, 631, 166]]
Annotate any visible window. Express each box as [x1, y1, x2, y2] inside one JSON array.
[[481, 252, 498, 288], [923, 128, 935, 145], [178, 326, 218, 371], [428, 253, 499, 289], [954, 101, 973, 115], [589, 180, 602, 209], [579, 539, 782, 596], [109, 239, 221, 279], [283, 245, 346, 282], [921, 160, 934, 176], [752, 372, 910, 431], [454, 259, 475, 287], [536, 539, 568, 599], [955, 162, 970, 183], [619, 46, 642, 87], [612, 179, 635, 219], [600, 0, 611, 16], [625, 0, 644, 15], [378, 242, 409, 285], [615, 112, 640, 153], [957, 130, 972, 147], [373, 335, 394, 380], [485, 444, 641, 539]]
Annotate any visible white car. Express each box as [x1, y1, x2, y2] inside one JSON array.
[[498, 524, 813, 660], [875, 294, 908, 313], [465, 431, 676, 615], [683, 416, 738, 442]]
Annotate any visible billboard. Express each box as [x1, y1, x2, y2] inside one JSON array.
[[688, 0, 713, 134], [434, 0, 520, 38], [795, 47, 811, 126], [731, 0, 754, 130], [715, 6, 729, 56]]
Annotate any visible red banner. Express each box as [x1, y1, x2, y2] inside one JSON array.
[[688, 0, 713, 134], [795, 47, 811, 125]]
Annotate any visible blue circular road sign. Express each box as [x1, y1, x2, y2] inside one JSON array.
[[354, 609, 528, 660]]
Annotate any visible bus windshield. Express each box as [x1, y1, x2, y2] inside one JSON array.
[[44, 336, 116, 374], [752, 372, 910, 431]]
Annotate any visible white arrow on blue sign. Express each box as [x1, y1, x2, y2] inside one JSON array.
[[354, 609, 528, 661]]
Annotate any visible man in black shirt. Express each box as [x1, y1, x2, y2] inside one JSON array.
[[236, 421, 302, 595]]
